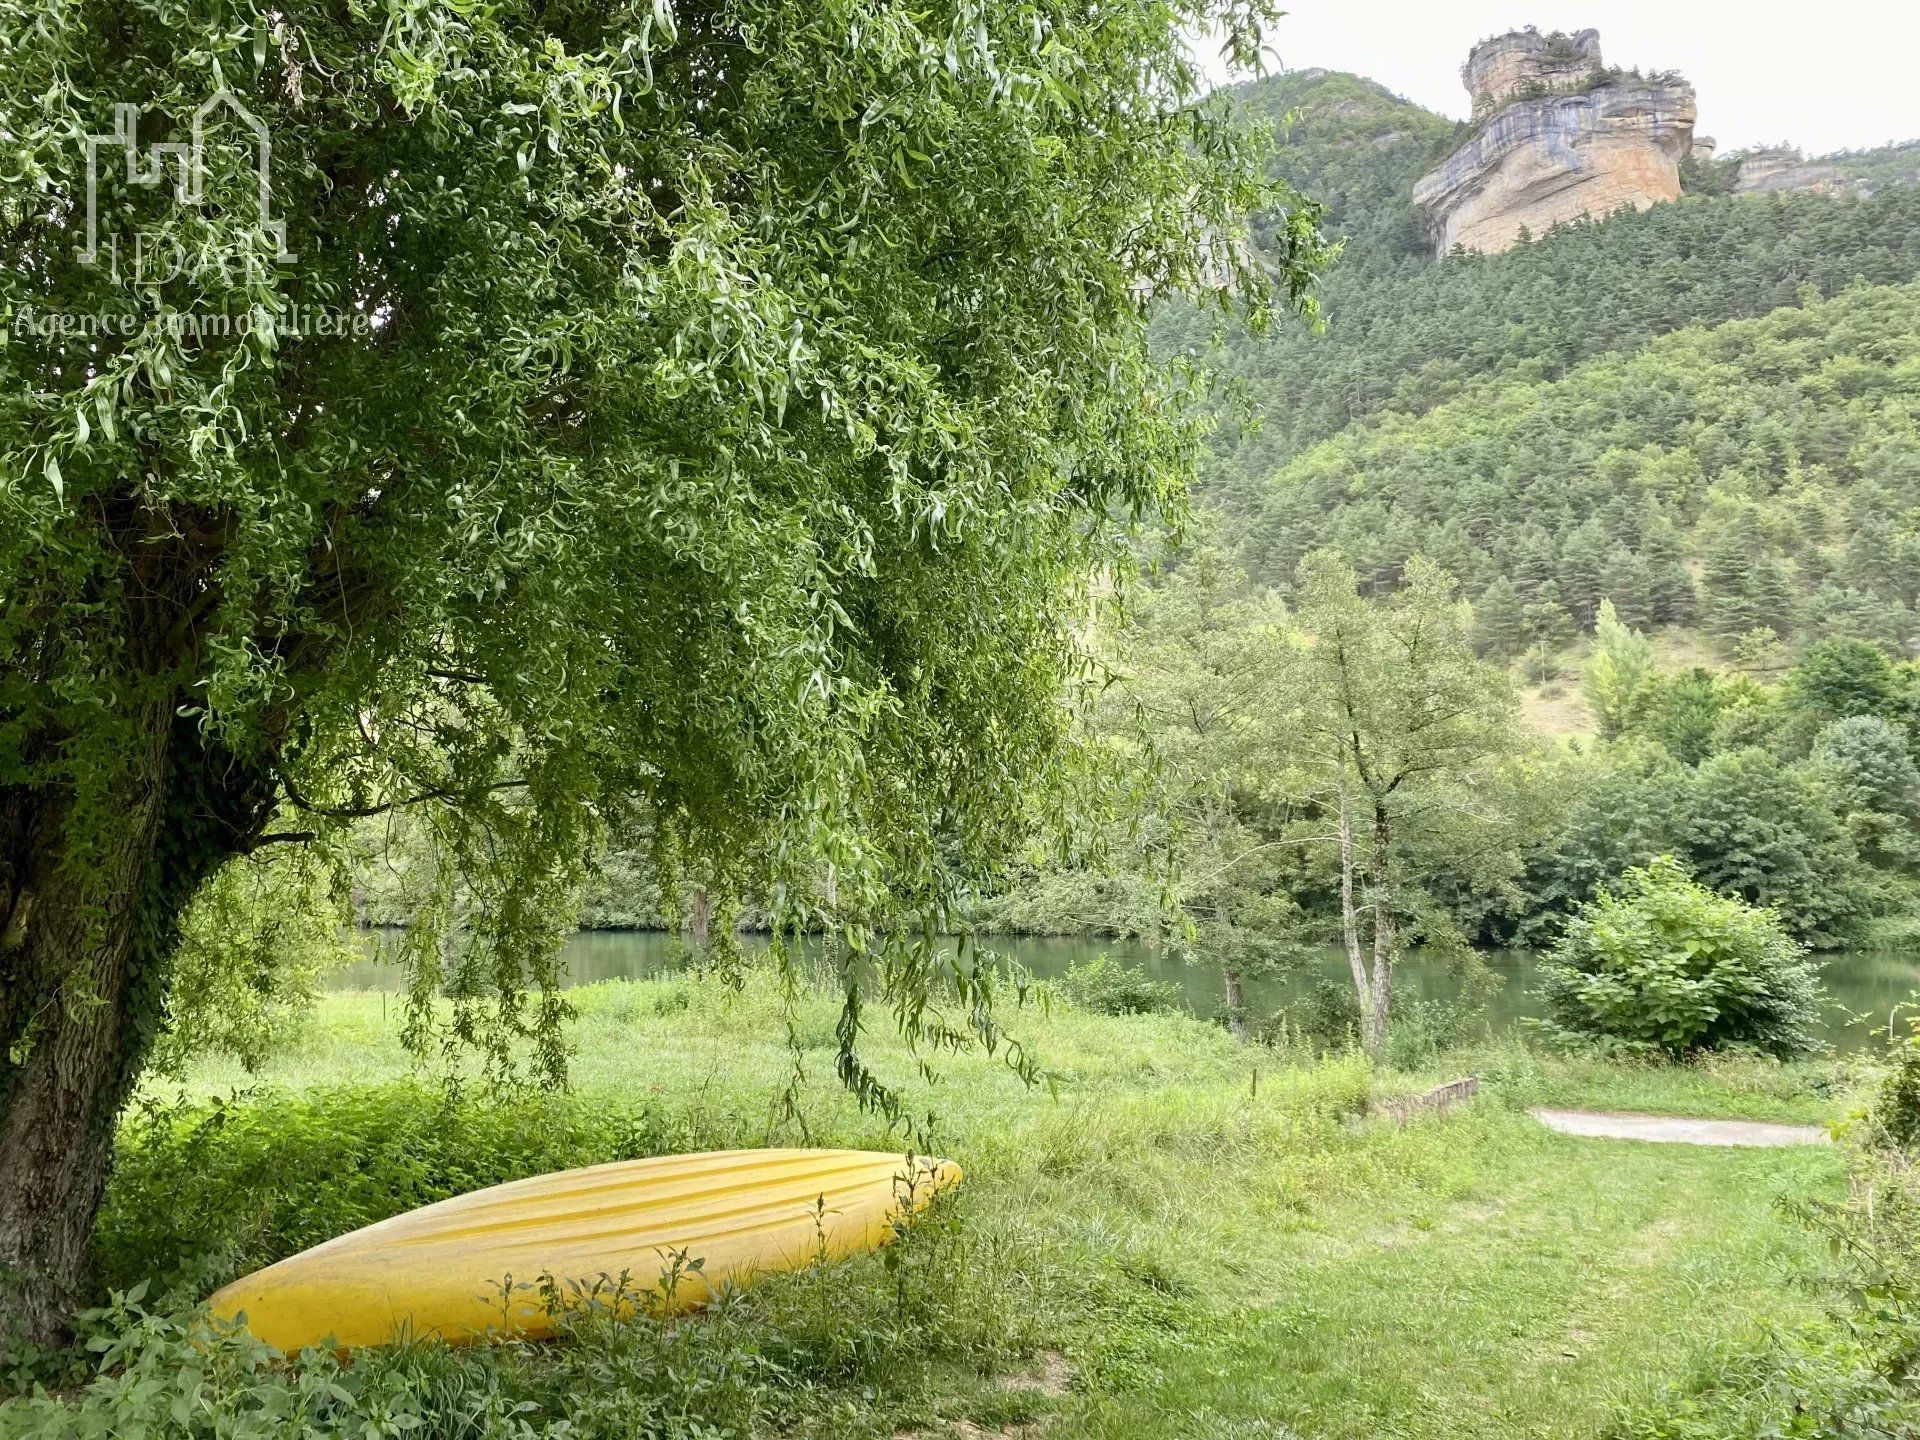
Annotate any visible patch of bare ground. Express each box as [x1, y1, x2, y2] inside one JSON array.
[[894, 1353, 1073, 1440], [1531, 1108, 1830, 1148], [994, 1349, 1073, 1398], [1518, 674, 1594, 740], [895, 1425, 1049, 1440]]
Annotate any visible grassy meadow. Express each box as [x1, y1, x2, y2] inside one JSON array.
[[47, 970, 1859, 1440]]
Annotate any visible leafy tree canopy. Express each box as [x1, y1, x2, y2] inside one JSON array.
[[0, 0, 1329, 1347]]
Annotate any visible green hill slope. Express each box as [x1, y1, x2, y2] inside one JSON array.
[[1829, 139, 1920, 190], [1225, 68, 1461, 271], [1156, 70, 1920, 661], [1158, 69, 1920, 499], [1238, 281, 1920, 654], [1189, 185, 1920, 491]]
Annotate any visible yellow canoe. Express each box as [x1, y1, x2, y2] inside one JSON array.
[[207, 1147, 960, 1352]]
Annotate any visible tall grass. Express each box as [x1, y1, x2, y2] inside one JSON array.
[[0, 968, 1858, 1439]]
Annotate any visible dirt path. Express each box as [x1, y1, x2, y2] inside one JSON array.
[[1530, 1108, 1830, 1148]]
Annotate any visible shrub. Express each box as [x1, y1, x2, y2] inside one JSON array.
[[92, 1082, 738, 1309], [1058, 953, 1182, 1016], [1535, 856, 1827, 1059], [1255, 979, 1360, 1052]]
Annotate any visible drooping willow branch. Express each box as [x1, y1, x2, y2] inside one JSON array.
[[279, 772, 530, 820]]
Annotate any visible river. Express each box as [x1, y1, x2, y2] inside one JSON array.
[[329, 930, 1920, 1049]]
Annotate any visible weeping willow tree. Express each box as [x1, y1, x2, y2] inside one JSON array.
[[0, 0, 1326, 1345]]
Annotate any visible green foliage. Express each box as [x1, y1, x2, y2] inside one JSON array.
[[1634, 669, 1737, 767], [1584, 601, 1656, 739], [1509, 746, 1689, 944], [9, 1197, 992, 1440], [147, 850, 356, 1076], [1782, 639, 1915, 730], [1826, 138, 1920, 191], [1281, 554, 1523, 1050], [1257, 978, 1361, 1052], [1536, 857, 1826, 1059], [1190, 184, 1920, 494], [1223, 69, 1461, 272], [1084, 543, 1308, 985], [9, 964, 1858, 1438], [1509, 734, 1884, 950], [996, 551, 1534, 997], [1815, 716, 1920, 821], [1612, 1307, 1920, 1438], [1612, 1017, 1920, 1439], [1683, 748, 1872, 945], [93, 1081, 718, 1308], [0, 8, 1336, 1339], [1059, 953, 1182, 1016], [1868, 1006, 1920, 1151], [1471, 577, 1528, 660], [0, 0, 1331, 1129], [1233, 281, 1920, 658]]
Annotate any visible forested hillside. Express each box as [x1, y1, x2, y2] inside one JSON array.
[[1204, 189, 1920, 486], [1223, 68, 1461, 271], [1241, 282, 1920, 654], [1825, 138, 1920, 189], [1156, 72, 1920, 500], [999, 68, 1920, 961], [1147, 70, 1920, 664]]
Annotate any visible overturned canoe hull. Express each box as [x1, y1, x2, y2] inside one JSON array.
[[207, 1147, 960, 1352]]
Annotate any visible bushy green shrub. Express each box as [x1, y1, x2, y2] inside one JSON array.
[[1058, 953, 1182, 1016], [1255, 979, 1360, 1052], [1536, 857, 1827, 1059], [93, 1082, 739, 1309]]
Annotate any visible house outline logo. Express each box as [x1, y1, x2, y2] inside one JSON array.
[[79, 89, 294, 266]]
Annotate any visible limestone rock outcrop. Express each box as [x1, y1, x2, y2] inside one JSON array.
[[1730, 146, 1844, 196], [1414, 29, 1697, 256], [1463, 27, 1604, 121]]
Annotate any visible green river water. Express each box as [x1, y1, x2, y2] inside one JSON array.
[[332, 931, 1920, 1049]]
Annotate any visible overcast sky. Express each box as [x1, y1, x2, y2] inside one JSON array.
[[1206, 3, 1919, 155]]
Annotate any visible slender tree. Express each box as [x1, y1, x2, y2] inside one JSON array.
[[0, 0, 1327, 1345], [1290, 555, 1515, 1053], [1583, 599, 1655, 739], [1103, 548, 1301, 1039]]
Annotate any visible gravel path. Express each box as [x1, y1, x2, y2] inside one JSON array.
[[1530, 1108, 1830, 1148]]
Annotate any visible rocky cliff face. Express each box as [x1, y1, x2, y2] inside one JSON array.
[[1730, 146, 1845, 196], [1414, 29, 1696, 256], [1463, 27, 1603, 120]]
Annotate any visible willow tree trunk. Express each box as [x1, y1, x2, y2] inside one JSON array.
[[1335, 764, 1370, 1035], [1223, 967, 1249, 1042], [688, 887, 713, 948], [0, 701, 269, 1353], [1365, 803, 1395, 1057]]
